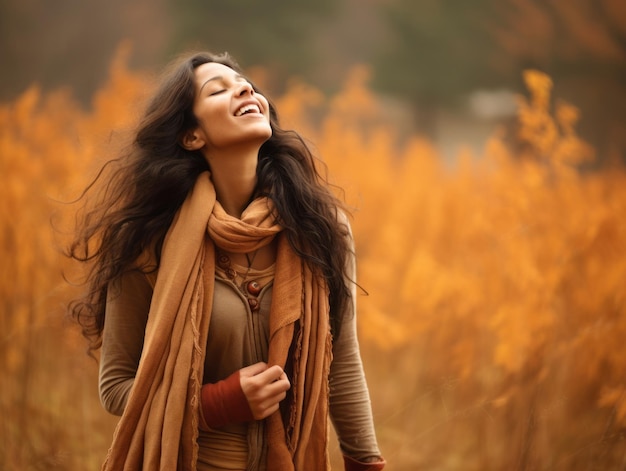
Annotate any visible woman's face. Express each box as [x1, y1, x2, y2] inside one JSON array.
[[186, 62, 272, 154]]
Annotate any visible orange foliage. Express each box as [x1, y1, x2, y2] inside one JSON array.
[[2, 54, 625, 469]]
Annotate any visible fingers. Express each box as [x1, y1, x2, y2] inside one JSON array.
[[239, 361, 269, 378], [255, 365, 289, 384], [239, 363, 291, 420]]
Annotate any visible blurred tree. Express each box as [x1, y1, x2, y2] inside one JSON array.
[[167, 0, 337, 93], [373, 0, 626, 158], [373, 0, 503, 134], [0, 0, 170, 104]]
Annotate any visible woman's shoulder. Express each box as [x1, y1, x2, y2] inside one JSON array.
[[335, 207, 354, 237], [131, 248, 159, 289]]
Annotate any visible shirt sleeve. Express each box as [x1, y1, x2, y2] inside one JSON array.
[[98, 269, 153, 415], [328, 221, 383, 461]]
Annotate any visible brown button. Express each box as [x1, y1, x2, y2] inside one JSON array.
[[225, 268, 237, 280], [247, 281, 261, 295], [248, 298, 259, 311], [217, 254, 230, 269]]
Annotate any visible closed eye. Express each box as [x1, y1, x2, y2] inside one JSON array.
[[209, 89, 226, 96]]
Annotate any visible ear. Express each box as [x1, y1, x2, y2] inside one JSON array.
[[180, 128, 205, 151]]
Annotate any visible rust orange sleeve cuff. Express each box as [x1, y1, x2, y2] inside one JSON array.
[[199, 370, 254, 430], [343, 455, 386, 471]]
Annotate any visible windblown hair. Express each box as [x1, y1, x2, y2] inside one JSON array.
[[68, 51, 352, 354]]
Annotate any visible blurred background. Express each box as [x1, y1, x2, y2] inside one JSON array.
[[1, 0, 626, 470], [3, 0, 626, 157]]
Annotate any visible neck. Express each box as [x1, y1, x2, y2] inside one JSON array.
[[206, 147, 259, 218]]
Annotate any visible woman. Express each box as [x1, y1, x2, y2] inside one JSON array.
[[69, 51, 385, 471]]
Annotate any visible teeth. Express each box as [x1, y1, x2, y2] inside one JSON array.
[[235, 104, 260, 116]]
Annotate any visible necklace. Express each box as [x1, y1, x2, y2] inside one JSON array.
[[216, 248, 263, 312]]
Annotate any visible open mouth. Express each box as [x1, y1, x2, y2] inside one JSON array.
[[235, 104, 261, 116]]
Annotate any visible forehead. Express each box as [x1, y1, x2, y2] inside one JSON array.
[[194, 62, 239, 87]]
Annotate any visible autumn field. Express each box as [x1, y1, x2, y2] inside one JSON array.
[[2, 53, 626, 470]]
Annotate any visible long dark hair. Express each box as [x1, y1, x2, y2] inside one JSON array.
[[68, 51, 352, 353]]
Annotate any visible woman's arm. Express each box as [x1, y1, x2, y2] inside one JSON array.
[[329, 226, 385, 469], [98, 270, 152, 415]]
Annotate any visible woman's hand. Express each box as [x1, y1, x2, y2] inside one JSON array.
[[239, 362, 291, 420]]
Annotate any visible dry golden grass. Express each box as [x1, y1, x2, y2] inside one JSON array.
[[1, 53, 625, 470]]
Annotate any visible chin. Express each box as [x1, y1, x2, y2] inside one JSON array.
[[245, 128, 272, 148], [256, 125, 273, 141]]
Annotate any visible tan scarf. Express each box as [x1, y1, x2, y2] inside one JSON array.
[[102, 172, 332, 470]]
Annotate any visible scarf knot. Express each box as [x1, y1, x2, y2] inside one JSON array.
[[208, 198, 281, 253]]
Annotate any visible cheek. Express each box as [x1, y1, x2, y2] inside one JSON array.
[[195, 104, 230, 137], [194, 96, 228, 121], [260, 96, 270, 113]]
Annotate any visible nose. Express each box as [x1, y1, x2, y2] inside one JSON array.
[[237, 81, 254, 96]]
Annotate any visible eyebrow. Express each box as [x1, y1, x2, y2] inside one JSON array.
[[199, 73, 246, 94]]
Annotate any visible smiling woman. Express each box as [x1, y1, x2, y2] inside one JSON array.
[[67, 51, 385, 471], [182, 63, 273, 174]]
